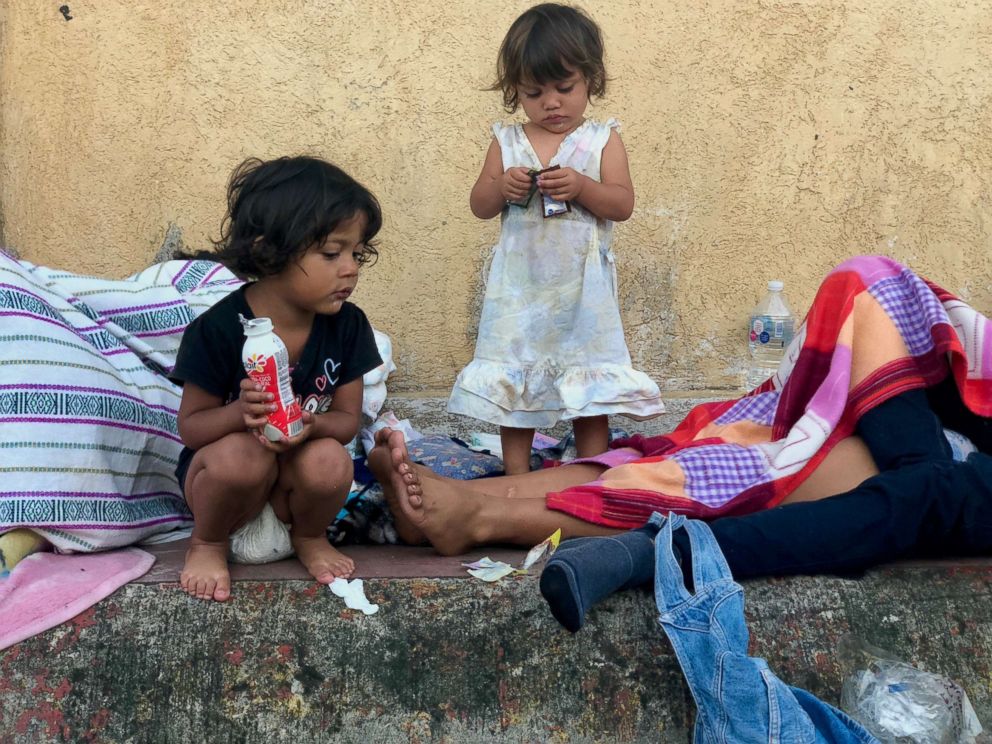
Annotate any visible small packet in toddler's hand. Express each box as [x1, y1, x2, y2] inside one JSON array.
[[541, 193, 571, 218], [507, 169, 540, 208], [535, 165, 571, 218]]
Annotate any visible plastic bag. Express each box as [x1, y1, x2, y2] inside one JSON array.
[[840, 639, 983, 743], [359, 410, 423, 458], [361, 329, 397, 422], [229, 503, 294, 564]]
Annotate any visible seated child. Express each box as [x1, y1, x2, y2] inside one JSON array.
[[171, 156, 383, 602]]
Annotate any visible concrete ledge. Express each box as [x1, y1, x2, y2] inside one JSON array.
[[136, 540, 531, 583], [3, 553, 991, 742], [4, 393, 990, 742]]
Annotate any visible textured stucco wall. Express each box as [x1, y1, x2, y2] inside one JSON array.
[[1, 1, 990, 394]]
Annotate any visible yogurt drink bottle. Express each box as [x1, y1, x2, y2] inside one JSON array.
[[239, 314, 304, 441]]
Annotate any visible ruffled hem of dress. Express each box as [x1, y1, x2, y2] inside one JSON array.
[[447, 359, 665, 428]]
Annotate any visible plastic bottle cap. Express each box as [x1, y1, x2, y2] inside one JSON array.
[[767, 280, 784, 291], [240, 314, 273, 335]]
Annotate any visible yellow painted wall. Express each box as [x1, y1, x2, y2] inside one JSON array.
[[2, 1, 990, 395]]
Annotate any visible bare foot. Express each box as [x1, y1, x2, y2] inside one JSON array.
[[180, 540, 231, 602], [368, 428, 428, 545], [386, 439, 483, 556], [292, 535, 354, 584]]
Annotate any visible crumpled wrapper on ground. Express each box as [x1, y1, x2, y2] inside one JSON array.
[[329, 577, 379, 615], [462, 529, 562, 582]]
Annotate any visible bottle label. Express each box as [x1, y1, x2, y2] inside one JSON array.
[[244, 352, 304, 440], [749, 315, 794, 347]]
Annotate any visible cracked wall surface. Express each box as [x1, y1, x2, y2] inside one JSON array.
[[1, 0, 990, 394]]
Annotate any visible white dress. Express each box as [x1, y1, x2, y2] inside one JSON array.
[[448, 118, 665, 429]]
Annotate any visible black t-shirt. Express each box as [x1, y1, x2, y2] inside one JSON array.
[[171, 284, 382, 417]]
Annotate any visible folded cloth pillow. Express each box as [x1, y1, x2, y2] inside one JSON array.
[[406, 435, 504, 480], [0, 256, 241, 551]]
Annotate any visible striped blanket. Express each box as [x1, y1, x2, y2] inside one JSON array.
[[0, 254, 242, 551], [547, 255, 992, 528]]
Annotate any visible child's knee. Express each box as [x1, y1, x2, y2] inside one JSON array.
[[198, 434, 277, 490], [289, 439, 354, 492]]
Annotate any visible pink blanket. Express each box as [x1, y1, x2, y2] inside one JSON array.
[[0, 548, 155, 651], [548, 256, 992, 527]]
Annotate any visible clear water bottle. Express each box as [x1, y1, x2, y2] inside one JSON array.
[[745, 280, 795, 390]]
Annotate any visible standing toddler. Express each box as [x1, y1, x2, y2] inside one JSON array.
[[448, 3, 664, 474]]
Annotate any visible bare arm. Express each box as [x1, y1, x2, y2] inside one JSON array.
[[577, 129, 635, 221], [308, 377, 364, 445], [470, 139, 506, 219], [537, 129, 635, 222], [470, 138, 532, 219], [177, 382, 264, 450]]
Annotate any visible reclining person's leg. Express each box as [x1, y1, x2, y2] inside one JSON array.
[[541, 456, 992, 630], [711, 454, 992, 579], [856, 388, 952, 471], [926, 374, 992, 454]]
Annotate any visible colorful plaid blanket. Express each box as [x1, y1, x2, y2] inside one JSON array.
[[547, 255, 992, 528], [0, 254, 242, 550]]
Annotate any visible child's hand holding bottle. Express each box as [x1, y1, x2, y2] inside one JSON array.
[[237, 378, 314, 451], [238, 378, 276, 433], [256, 411, 315, 453]]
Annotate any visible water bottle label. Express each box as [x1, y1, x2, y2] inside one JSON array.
[[750, 316, 771, 344], [749, 315, 793, 346]]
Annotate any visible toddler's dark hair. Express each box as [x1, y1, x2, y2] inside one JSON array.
[[492, 3, 606, 113], [210, 156, 381, 278]]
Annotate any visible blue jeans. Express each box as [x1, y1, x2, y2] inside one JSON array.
[[701, 386, 992, 579], [654, 513, 879, 743]]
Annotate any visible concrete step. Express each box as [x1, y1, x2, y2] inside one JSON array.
[[3, 542, 991, 743], [5, 392, 990, 742]]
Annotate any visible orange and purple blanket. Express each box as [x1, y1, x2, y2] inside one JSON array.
[[548, 255, 992, 528]]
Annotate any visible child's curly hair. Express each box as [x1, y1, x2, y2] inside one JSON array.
[[492, 3, 607, 113], [210, 156, 382, 278]]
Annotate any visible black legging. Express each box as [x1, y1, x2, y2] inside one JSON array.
[[694, 382, 992, 579]]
